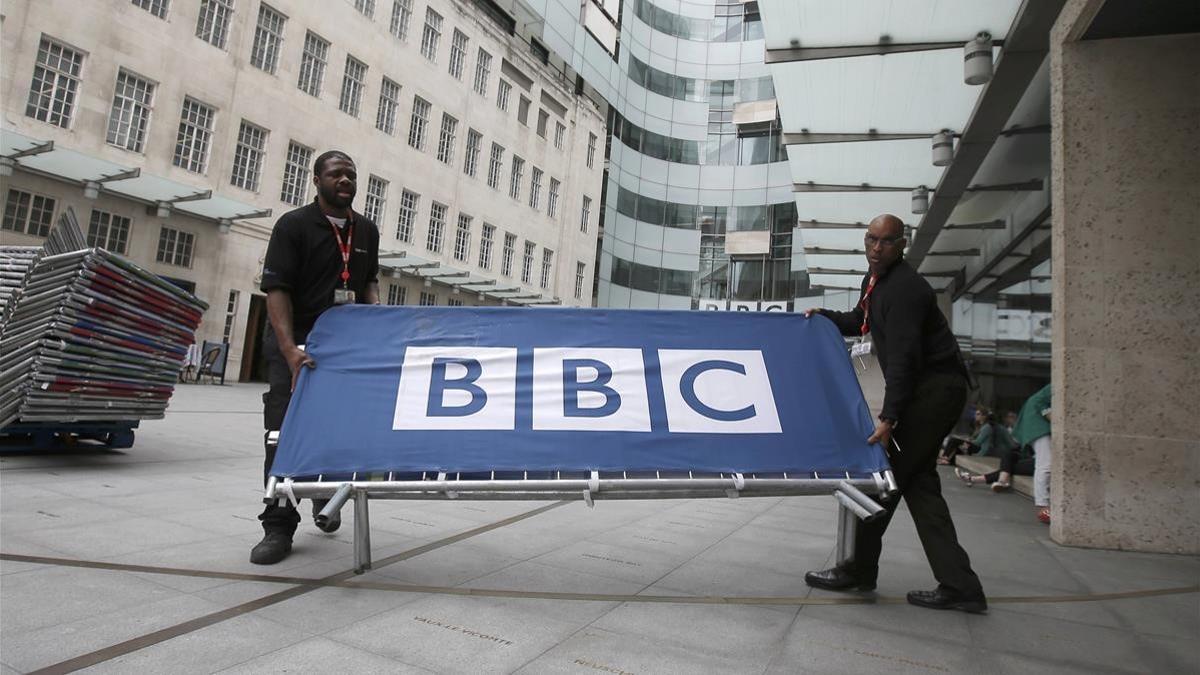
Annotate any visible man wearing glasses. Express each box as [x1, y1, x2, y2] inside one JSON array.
[[802, 214, 987, 614]]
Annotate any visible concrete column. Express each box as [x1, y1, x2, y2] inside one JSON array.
[[1050, 9, 1200, 552]]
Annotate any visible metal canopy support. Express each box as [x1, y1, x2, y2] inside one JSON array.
[[4, 140, 55, 159], [906, 0, 1068, 268], [944, 220, 1006, 230], [794, 183, 910, 193], [232, 208, 273, 220], [166, 189, 213, 204], [973, 236, 1051, 300], [783, 132, 932, 145], [954, 204, 1050, 299], [927, 248, 982, 257], [91, 168, 141, 184], [782, 124, 1048, 147], [764, 40, 1002, 64]]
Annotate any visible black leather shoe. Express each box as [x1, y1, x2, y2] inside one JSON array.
[[804, 566, 876, 592], [312, 499, 340, 533], [907, 586, 987, 614], [250, 532, 293, 565]]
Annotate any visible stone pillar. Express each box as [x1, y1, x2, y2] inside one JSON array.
[[1050, 8, 1200, 552]]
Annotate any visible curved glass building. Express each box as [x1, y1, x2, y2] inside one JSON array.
[[533, 0, 807, 309]]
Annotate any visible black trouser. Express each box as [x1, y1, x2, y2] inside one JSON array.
[[984, 448, 1034, 483], [258, 324, 307, 536], [847, 371, 983, 596]]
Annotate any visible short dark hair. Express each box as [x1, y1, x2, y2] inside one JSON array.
[[313, 150, 354, 176]]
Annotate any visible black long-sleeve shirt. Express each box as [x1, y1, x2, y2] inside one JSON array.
[[821, 258, 966, 421]]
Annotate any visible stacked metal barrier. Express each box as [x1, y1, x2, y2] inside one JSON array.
[[0, 247, 41, 326], [0, 210, 207, 429]]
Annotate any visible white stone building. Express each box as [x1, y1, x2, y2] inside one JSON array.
[[0, 0, 607, 381]]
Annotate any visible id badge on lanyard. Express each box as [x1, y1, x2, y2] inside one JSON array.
[[330, 219, 356, 305]]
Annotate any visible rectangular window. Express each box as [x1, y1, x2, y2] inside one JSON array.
[[156, 226, 195, 267], [106, 69, 155, 152], [420, 8, 442, 62], [396, 189, 419, 242], [453, 213, 471, 262], [554, 122, 566, 150], [547, 178, 560, 217], [436, 113, 458, 164], [508, 156, 524, 200], [496, 79, 511, 111], [353, 0, 375, 18], [463, 129, 482, 177], [501, 232, 516, 277], [389, 0, 412, 40], [387, 284, 407, 305], [528, 167, 542, 210], [517, 96, 531, 125], [408, 96, 431, 150], [581, 195, 592, 233], [223, 289, 240, 342], [297, 31, 329, 96], [575, 261, 586, 299], [339, 55, 367, 117], [364, 174, 388, 224], [280, 141, 313, 205], [478, 223, 495, 270], [195, 0, 234, 49], [472, 48, 491, 96], [250, 3, 286, 73], [540, 248, 553, 289], [86, 209, 132, 254], [230, 120, 267, 191], [172, 97, 216, 173], [447, 298, 463, 307], [376, 77, 400, 134], [419, 291, 436, 306], [521, 241, 535, 284], [587, 132, 597, 168], [536, 109, 549, 138], [2, 190, 56, 238], [426, 201, 446, 252], [132, 0, 170, 19], [25, 36, 84, 128], [448, 29, 468, 79], [486, 143, 504, 189]]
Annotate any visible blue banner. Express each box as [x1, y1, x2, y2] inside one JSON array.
[[270, 306, 888, 478]]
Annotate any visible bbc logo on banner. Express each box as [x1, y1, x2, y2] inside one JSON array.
[[393, 347, 782, 434], [699, 300, 789, 312]]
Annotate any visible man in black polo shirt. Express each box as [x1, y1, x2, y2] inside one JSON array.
[[251, 150, 380, 565], [803, 213, 987, 613]]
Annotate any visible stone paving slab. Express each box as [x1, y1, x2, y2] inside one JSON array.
[[0, 383, 1197, 674]]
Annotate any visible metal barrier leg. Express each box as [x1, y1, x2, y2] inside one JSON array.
[[835, 499, 858, 568], [353, 489, 372, 574]]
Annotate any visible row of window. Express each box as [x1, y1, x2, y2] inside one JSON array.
[[614, 186, 798, 234], [386, 189, 571, 290], [134, 0, 583, 154], [607, 108, 788, 166], [626, 54, 774, 105], [629, 0, 763, 44], [2, 188, 196, 267]]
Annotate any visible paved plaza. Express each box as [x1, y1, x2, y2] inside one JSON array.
[[1, 384, 1197, 674]]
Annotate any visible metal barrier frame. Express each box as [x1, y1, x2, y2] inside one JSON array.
[[264, 435, 896, 574]]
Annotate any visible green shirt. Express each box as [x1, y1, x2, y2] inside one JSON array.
[[1013, 384, 1052, 445], [971, 423, 1019, 457]]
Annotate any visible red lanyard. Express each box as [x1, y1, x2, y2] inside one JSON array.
[[859, 274, 879, 335], [328, 217, 354, 287]]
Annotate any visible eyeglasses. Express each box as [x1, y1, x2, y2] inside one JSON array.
[[864, 234, 904, 249]]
